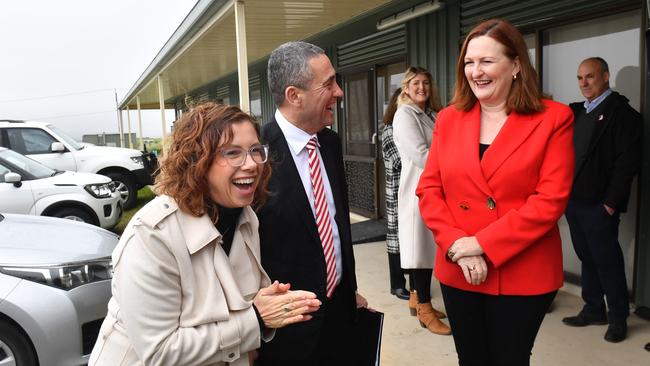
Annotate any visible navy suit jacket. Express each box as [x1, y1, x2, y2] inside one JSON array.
[[257, 117, 358, 360]]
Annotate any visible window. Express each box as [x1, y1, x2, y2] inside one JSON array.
[[249, 87, 262, 119], [6, 128, 57, 155]]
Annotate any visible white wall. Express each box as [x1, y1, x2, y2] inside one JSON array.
[[540, 10, 642, 289]]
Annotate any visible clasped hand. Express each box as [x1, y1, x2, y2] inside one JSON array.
[[253, 281, 321, 328], [448, 236, 488, 285]]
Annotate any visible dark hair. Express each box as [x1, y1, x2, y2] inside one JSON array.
[[399, 66, 443, 112], [267, 41, 325, 106], [383, 87, 402, 125], [155, 102, 271, 222], [451, 19, 545, 114], [582, 57, 609, 73]]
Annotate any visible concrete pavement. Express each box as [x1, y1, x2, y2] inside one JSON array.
[[352, 241, 650, 365]]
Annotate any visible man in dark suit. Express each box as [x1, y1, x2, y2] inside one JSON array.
[[257, 41, 368, 365], [562, 57, 641, 343]]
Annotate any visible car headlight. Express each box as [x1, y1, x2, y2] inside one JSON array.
[[85, 183, 114, 198], [0, 257, 113, 291], [130, 155, 144, 166]]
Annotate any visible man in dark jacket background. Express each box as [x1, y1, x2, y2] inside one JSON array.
[[562, 57, 642, 343]]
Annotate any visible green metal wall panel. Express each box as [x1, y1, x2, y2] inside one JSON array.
[[460, 0, 639, 34], [336, 26, 406, 70], [406, 0, 461, 105], [636, 22, 650, 310]]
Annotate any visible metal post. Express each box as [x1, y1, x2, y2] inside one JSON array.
[[136, 95, 144, 151], [234, 0, 250, 112], [158, 74, 167, 152], [114, 89, 124, 147], [126, 106, 133, 149]]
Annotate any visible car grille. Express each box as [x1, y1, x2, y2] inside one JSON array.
[[82, 318, 104, 355]]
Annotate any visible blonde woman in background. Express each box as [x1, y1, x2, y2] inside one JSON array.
[[393, 66, 450, 335]]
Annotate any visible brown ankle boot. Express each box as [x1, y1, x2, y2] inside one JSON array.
[[408, 291, 417, 316], [417, 303, 452, 335], [433, 307, 447, 319]]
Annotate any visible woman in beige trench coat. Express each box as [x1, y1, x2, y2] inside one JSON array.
[[393, 66, 451, 336], [89, 103, 321, 366]]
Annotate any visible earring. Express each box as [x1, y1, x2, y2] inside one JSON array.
[[513, 74, 517, 80]]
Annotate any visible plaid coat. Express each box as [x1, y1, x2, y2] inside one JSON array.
[[381, 124, 401, 253]]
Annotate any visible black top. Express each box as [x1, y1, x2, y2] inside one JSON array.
[[479, 143, 490, 161], [215, 205, 242, 256], [568, 91, 642, 212], [572, 105, 599, 172]]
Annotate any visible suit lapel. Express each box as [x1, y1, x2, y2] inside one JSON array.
[[460, 105, 493, 196], [481, 111, 542, 181], [266, 119, 321, 244]]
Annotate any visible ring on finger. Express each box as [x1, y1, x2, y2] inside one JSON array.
[[283, 305, 291, 313]]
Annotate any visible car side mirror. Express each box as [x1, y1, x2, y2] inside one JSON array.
[[4, 172, 22, 187], [51, 142, 65, 152]]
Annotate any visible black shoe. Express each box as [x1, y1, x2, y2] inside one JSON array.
[[562, 311, 608, 327], [604, 322, 627, 343], [390, 288, 410, 300], [644, 342, 650, 351]]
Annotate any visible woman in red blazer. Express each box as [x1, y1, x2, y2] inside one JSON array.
[[416, 19, 574, 365]]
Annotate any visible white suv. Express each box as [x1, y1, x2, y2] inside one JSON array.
[[0, 147, 122, 229], [0, 120, 157, 209]]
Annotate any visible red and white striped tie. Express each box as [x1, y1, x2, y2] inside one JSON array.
[[306, 136, 338, 298]]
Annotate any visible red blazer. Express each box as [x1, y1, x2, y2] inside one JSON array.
[[416, 100, 574, 295]]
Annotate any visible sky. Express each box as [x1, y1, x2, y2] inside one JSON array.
[[0, 0, 198, 140]]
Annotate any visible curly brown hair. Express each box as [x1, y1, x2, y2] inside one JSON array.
[[154, 102, 271, 222]]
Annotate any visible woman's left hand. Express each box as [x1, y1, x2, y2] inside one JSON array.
[[457, 255, 488, 285], [448, 236, 484, 262]]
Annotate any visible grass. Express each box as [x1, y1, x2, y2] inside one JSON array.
[[110, 186, 156, 236]]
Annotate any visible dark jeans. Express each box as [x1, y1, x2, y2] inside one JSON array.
[[565, 200, 629, 322], [440, 284, 556, 366], [412, 268, 433, 303]]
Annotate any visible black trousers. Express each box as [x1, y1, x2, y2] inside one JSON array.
[[412, 268, 433, 303], [565, 200, 629, 322], [440, 284, 556, 366]]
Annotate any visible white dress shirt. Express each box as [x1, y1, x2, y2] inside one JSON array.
[[275, 109, 343, 284]]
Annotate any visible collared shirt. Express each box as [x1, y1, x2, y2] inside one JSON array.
[[584, 88, 612, 113], [274, 109, 343, 284]]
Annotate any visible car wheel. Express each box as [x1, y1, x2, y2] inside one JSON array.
[[106, 172, 137, 209], [0, 321, 38, 366], [51, 207, 95, 225]]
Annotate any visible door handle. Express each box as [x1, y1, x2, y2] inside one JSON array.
[[371, 132, 377, 144]]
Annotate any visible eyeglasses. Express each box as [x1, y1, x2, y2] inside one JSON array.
[[216, 144, 269, 167]]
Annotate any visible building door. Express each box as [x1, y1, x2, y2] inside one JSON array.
[[341, 60, 405, 218]]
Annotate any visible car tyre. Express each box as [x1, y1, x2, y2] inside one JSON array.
[[106, 172, 138, 209], [0, 320, 38, 366], [51, 207, 95, 225]]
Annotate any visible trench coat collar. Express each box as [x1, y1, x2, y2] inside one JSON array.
[[173, 199, 256, 256], [461, 103, 542, 194]]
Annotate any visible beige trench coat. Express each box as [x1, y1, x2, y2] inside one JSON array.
[[393, 103, 437, 269], [89, 195, 273, 366]]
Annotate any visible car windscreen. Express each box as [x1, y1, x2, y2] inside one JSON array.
[[0, 149, 56, 179], [47, 125, 83, 150]]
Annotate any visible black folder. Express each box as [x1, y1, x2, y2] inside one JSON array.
[[353, 308, 384, 366]]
